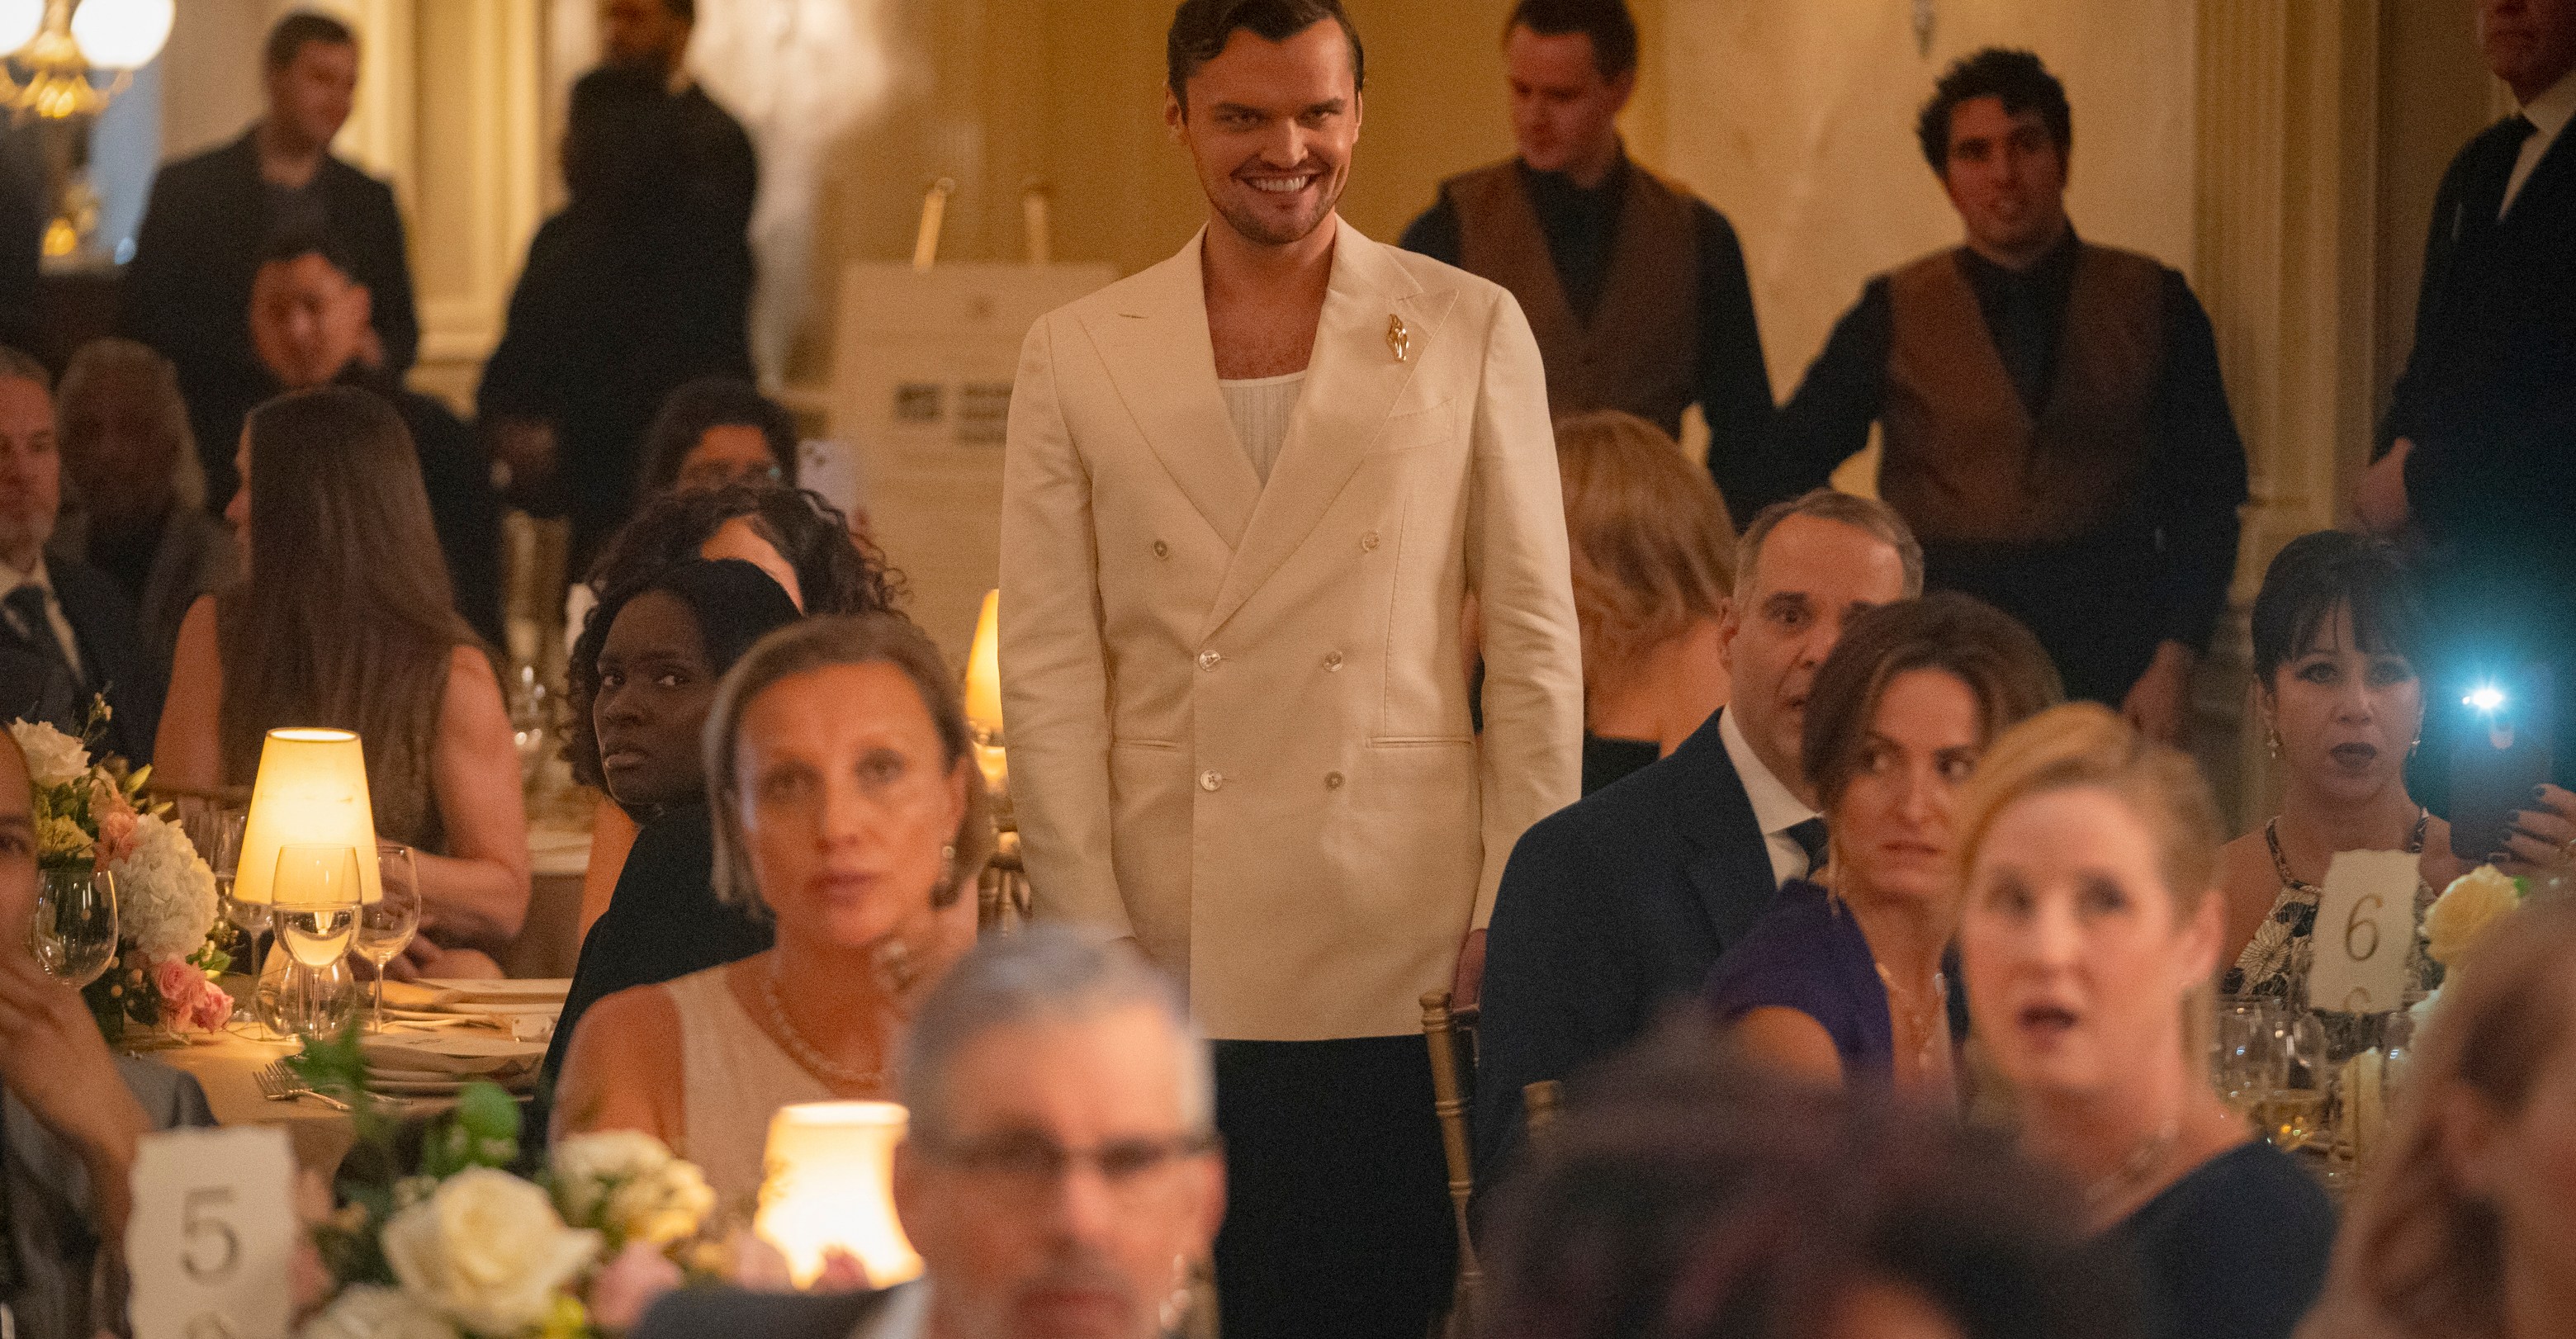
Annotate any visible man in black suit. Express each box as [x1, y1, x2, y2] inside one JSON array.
[[2358, 0, 2576, 791], [0, 351, 154, 763], [479, 0, 758, 568], [121, 11, 417, 514], [631, 930, 1224, 1339], [1475, 490, 1919, 1180], [247, 235, 504, 646]]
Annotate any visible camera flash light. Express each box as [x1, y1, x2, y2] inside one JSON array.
[[2465, 684, 2507, 713]]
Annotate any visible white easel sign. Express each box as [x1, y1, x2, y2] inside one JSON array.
[[2308, 849, 2418, 1015], [125, 1126, 296, 1339]]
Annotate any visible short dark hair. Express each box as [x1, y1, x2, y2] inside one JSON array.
[[1915, 47, 2070, 176], [638, 378, 801, 498], [1506, 0, 1638, 81], [1167, 0, 1364, 109], [265, 10, 356, 73], [2249, 530, 2429, 687], [1801, 594, 2064, 813], [259, 227, 357, 281], [1483, 1029, 2142, 1339], [661, 0, 696, 21], [0, 344, 50, 393]]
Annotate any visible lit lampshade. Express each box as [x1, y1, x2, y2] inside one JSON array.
[[0, 0, 42, 55], [235, 729, 382, 906], [754, 1101, 922, 1289], [68, 0, 173, 69], [963, 589, 1003, 736]]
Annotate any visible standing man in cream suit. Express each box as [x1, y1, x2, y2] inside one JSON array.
[[998, 2, 1581, 1335]]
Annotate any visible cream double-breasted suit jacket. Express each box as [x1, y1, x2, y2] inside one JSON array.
[[999, 220, 1583, 1041]]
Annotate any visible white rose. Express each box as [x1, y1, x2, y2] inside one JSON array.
[[298, 1285, 462, 1339], [2425, 864, 2523, 967], [381, 1169, 600, 1337], [7, 719, 91, 787], [108, 813, 220, 959], [551, 1130, 714, 1246]]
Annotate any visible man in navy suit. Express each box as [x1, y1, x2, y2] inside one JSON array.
[[2357, 0, 2576, 793], [1475, 490, 1919, 1180], [0, 351, 154, 763]]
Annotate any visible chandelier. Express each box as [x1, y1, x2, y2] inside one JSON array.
[[0, 0, 173, 121]]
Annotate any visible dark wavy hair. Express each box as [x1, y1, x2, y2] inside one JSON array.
[[564, 485, 902, 788], [2248, 530, 2427, 688], [1801, 594, 2064, 814], [1916, 47, 2071, 176], [1167, 0, 1364, 109], [636, 377, 799, 501], [1483, 1026, 2140, 1339]]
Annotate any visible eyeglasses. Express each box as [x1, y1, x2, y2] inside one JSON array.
[[918, 1130, 1218, 1200]]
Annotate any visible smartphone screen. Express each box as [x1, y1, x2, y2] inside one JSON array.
[[2449, 668, 2557, 863]]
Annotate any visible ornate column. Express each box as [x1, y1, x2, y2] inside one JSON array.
[[2190, 0, 2384, 826]]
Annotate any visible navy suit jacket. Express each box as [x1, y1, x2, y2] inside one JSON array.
[[1474, 707, 1778, 1181], [0, 558, 157, 764]]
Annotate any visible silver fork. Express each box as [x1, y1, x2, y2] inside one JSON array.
[[254, 1060, 355, 1111]]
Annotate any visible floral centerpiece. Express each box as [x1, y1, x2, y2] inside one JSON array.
[[291, 1029, 726, 1338], [2409, 863, 2527, 1033], [7, 711, 231, 1039]]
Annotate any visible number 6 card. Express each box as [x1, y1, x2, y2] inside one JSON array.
[[2308, 849, 2419, 1015], [125, 1126, 297, 1339]]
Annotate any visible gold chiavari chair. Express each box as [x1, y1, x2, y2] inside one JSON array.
[[1420, 989, 1479, 1336], [1521, 1078, 1563, 1157]]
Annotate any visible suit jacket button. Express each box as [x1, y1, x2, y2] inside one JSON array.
[[1197, 649, 1222, 670], [1200, 770, 1223, 792], [1153, 540, 1169, 559], [1325, 771, 1344, 790], [1323, 651, 1343, 670], [1361, 532, 1380, 552]]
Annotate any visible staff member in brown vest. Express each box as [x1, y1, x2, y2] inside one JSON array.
[[1761, 49, 2246, 742], [1399, 0, 1773, 523]]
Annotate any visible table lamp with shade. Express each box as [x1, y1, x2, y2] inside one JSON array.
[[755, 1101, 923, 1289], [963, 589, 1006, 796], [237, 728, 381, 1035]]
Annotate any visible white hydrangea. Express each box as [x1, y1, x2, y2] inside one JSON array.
[[298, 1285, 462, 1339], [108, 812, 219, 959], [7, 719, 92, 788]]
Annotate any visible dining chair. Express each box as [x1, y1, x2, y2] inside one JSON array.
[[1420, 989, 1479, 1334]]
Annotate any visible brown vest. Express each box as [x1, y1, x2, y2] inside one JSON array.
[[1447, 159, 1700, 437], [1882, 244, 2166, 545]]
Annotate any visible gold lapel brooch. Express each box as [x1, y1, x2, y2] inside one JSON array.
[[1385, 314, 1411, 363]]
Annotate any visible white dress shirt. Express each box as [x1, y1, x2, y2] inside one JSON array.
[[2504, 65, 2576, 218], [849, 1280, 928, 1339], [0, 556, 83, 681], [1717, 707, 1821, 887]]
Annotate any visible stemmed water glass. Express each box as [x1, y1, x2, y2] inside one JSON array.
[[2213, 998, 2281, 1119], [2252, 1011, 2332, 1152], [272, 845, 363, 1036], [355, 843, 423, 1033], [28, 867, 118, 988]]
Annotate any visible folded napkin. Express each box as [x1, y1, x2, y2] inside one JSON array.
[[414, 978, 571, 1005], [360, 1032, 547, 1078]]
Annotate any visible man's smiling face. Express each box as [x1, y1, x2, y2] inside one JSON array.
[[1166, 19, 1362, 248]]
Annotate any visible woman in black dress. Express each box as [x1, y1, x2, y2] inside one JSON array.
[[539, 558, 801, 1103], [1956, 703, 2336, 1339]]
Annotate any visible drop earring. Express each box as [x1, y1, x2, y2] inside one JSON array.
[[2265, 729, 2280, 760]]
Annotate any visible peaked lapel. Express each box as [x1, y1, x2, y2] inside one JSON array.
[[1665, 710, 1781, 947], [1076, 233, 1264, 551], [1200, 221, 1454, 641]]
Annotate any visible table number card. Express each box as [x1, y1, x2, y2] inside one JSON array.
[[2308, 850, 2419, 1015], [126, 1127, 296, 1339]]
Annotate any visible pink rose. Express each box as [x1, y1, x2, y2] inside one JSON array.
[[812, 1248, 869, 1293], [588, 1240, 683, 1332], [192, 981, 237, 1030], [95, 804, 139, 868]]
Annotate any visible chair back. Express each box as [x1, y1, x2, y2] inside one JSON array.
[[1420, 989, 1479, 1332]]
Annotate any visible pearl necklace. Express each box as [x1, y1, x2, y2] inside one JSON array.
[[760, 960, 885, 1091]]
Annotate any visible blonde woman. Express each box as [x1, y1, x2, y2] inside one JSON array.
[[1956, 703, 2334, 1339], [1553, 410, 1736, 794], [553, 613, 990, 1204], [2297, 896, 2576, 1339]]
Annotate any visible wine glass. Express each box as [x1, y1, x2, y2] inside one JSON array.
[[272, 845, 362, 1037], [28, 868, 118, 988], [2212, 998, 2281, 1119], [355, 844, 423, 1033], [2253, 1011, 2332, 1152]]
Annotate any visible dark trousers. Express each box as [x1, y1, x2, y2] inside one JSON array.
[[1211, 1036, 1456, 1339]]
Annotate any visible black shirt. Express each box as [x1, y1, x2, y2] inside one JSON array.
[[1767, 229, 2248, 661], [1401, 156, 1775, 523], [2116, 1141, 2336, 1339]]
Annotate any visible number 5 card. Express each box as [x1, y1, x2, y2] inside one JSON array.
[[126, 1126, 297, 1339], [2309, 849, 2419, 1015]]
